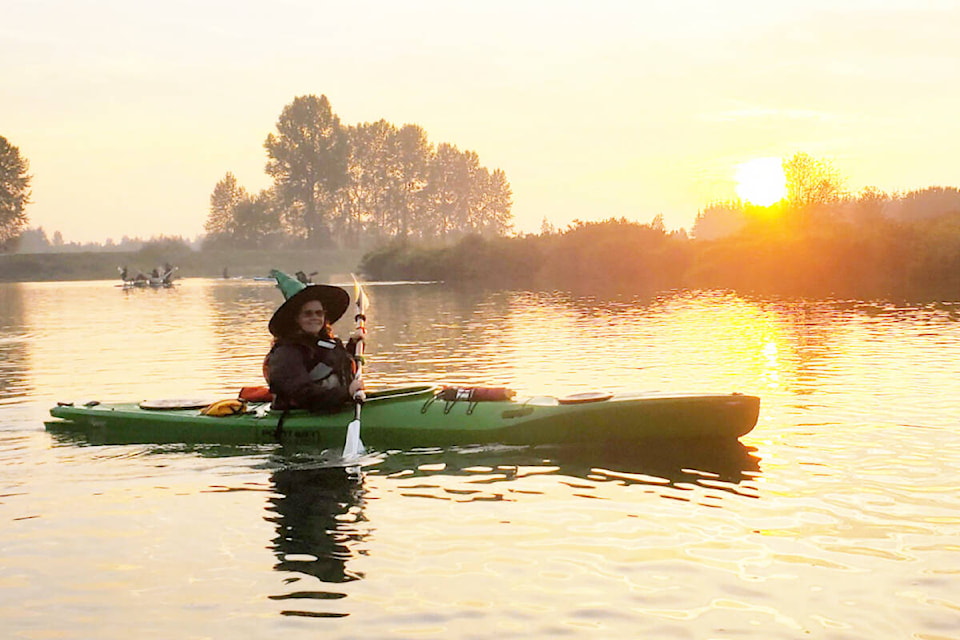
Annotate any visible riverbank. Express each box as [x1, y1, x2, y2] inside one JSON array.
[[0, 248, 365, 283], [359, 219, 960, 301]]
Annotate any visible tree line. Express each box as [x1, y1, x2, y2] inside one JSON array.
[[12, 227, 200, 254], [204, 94, 513, 249], [691, 153, 960, 241], [361, 153, 960, 299], [3, 123, 958, 298]]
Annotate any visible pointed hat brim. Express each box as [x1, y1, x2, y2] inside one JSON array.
[[268, 270, 350, 337]]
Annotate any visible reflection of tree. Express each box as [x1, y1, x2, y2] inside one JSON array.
[[362, 284, 497, 386], [265, 466, 368, 617], [0, 284, 32, 402], [204, 281, 276, 388], [260, 438, 758, 620]]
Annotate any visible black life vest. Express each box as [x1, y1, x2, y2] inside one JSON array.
[[263, 336, 355, 387]]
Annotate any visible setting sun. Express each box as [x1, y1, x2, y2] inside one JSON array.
[[735, 157, 787, 206]]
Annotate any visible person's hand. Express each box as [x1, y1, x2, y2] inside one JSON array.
[[351, 327, 366, 342], [349, 378, 365, 397]]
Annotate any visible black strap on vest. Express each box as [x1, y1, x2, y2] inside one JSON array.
[[273, 409, 290, 441]]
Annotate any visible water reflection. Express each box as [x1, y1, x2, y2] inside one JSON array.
[[0, 284, 32, 406], [366, 284, 508, 387], [6, 280, 960, 638], [14, 279, 956, 422], [265, 466, 368, 618], [363, 286, 870, 402], [203, 280, 276, 387], [368, 439, 761, 499], [258, 437, 760, 617]]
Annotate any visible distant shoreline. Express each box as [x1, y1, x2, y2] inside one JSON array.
[[3, 241, 957, 303], [0, 248, 365, 283]]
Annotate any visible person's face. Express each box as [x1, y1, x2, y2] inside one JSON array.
[[296, 301, 326, 336]]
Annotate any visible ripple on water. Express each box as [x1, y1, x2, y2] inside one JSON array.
[[2, 282, 960, 638]]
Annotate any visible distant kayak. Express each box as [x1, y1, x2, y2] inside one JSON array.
[[47, 385, 760, 447]]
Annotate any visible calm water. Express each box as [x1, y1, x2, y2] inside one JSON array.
[[1, 279, 958, 639]]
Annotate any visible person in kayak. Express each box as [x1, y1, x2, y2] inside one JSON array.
[[264, 271, 364, 412]]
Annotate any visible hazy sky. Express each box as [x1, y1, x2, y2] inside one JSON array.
[[4, 0, 958, 243]]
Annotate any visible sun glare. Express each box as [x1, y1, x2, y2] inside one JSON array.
[[735, 157, 787, 206]]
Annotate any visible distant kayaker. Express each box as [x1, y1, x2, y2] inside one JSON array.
[[264, 271, 364, 412]]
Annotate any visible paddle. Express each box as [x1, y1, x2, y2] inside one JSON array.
[[342, 274, 368, 460]]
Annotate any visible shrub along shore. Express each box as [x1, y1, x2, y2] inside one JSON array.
[[359, 217, 960, 301]]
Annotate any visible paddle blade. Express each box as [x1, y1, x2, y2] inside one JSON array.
[[351, 273, 369, 315], [343, 419, 365, 459]]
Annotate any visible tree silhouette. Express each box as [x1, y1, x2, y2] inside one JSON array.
[[265, 95, 350, 245], [783, 152, 845, 212], [0, 135, 32, 250]]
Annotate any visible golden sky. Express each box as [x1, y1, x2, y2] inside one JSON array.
[[3, 0, 958, 243]]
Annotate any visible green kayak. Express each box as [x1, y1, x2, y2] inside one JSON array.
[[46, 385, 760, 447]]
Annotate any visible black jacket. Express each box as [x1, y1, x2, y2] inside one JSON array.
[[266, 333, 358, 412]]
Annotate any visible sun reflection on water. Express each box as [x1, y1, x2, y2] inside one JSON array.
[[2, 280, 960, 638]]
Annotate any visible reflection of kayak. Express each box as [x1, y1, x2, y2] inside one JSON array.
[[46, 385, 760, 447]]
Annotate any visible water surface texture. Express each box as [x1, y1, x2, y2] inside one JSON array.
[[1, 279, 958, 638]]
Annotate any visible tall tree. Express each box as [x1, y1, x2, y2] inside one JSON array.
[[783, 152, 845, 211], [205, 172, 247, 236], [471, 167, 513, 235], [457, 149, 486, 234], [388, 124, 431, 239], [692, 200, 747, 240], [0, 136, 32, 250], [344, 119, 396, 242], [849, 186, 890, 226], [420, 143, 513, 238], [264, 95, 349, 245], [14, 227, 51, 253], [422, 143, 467, 237], [232, 189, 281, 248]]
